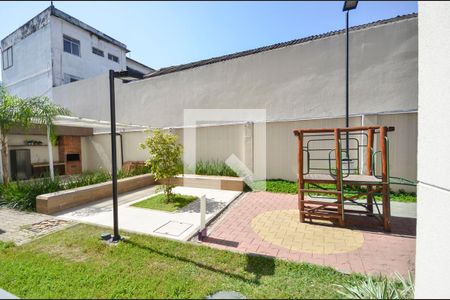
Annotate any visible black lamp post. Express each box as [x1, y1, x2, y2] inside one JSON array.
[[343, 0, 358, 168], [108, 69, 143, 242]]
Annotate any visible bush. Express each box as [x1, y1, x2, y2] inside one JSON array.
[[63, 171, 111, 190], [117, 164, 151, 179], [0, 166, 153, 212], [0, 177, 61, 211], [335, 272, 414, 299], [190, 160, 238, 177]]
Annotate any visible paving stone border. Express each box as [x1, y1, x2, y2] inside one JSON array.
[[0, 208, 75, 245]]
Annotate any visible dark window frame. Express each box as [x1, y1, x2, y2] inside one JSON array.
[[63, 35, 81, 57], [108, 53, 119, 63], [2, 46, 13, 70], [64, 73, 82, 84], [92, 47, 104, 57]]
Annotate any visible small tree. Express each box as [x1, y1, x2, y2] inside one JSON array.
[[140, 129, 183, 202]]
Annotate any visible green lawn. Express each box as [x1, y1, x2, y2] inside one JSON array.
[[0, 224, 366, 299], [252, 179, 416, 203], [131, 193, 198, 212]]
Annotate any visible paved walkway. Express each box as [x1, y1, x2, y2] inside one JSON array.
[[0, 208, 74, 245], [201, 192, 416, 276], [54, 186, 242, 241]]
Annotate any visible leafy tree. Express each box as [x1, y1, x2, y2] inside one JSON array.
[[140, 129, 183, 202]]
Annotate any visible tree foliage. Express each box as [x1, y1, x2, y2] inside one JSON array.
[[0, 88, 70, 184], [140, 129, 183, 202]]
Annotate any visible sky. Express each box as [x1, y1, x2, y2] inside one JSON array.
[[0, 1, 417, 81]]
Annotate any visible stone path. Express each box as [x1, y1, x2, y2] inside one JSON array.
[[0, 208, 74, 245], [201, 192, 416, 276]]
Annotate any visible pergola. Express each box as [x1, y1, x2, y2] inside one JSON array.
[[0, 115, 149, 182]]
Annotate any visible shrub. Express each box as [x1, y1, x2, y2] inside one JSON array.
[[63, 171, 111, 190], [335, 272, 414, 299], [191, 160, 238, 177], [117, 164, 151, 179], [140, 129, 183, 202], [0, 167, 153, 212], [0, 177, 61, 211]]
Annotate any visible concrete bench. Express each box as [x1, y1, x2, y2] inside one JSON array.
[[36, 174, 156, 214], [162, 174, 245, 191]]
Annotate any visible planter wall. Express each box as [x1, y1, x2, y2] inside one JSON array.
[[36, 174, 156, 214]]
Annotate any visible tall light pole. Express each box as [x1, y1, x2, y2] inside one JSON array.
[[343, 0, 358, 169], [108, 69, 143, 242]]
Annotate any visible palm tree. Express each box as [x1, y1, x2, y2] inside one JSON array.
[[27, 96, 71, 180], [0, 89, 70, 184], [0, 89, 33, 184]]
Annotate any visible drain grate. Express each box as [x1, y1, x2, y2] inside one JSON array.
[[154, 221, 193, 237]]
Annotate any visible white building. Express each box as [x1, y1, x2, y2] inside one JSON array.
[[0, 5, 153, 98]]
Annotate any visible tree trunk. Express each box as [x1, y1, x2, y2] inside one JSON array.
[[1, 134, 9, 185]]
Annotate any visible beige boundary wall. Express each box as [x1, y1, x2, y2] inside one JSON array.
[[52, 16, 417, 129], [82, 111, 417, 191]]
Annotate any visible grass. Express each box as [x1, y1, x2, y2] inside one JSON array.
[[132, 193, 198, 212], [0, 241, 14, 250], [252, 179, 416, 203], [0, 224, 367, 299]]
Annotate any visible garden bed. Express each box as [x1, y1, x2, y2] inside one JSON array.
[[36, 174, 156, 214], [131, 193, 198, 212], [252, 179, 417, 202]]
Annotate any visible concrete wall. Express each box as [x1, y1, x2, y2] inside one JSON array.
[[81, 134, 122, 173], [415, 2, 450, 298], [0, 8, 128, 99], [82, 112, 417, 191], [52, 16, 418, 128], [7, 134, 59, 165], [1, 22, 53, 98], [50, 15, 126, 86]]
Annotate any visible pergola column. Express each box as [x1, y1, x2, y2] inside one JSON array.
[[47, 125, 55, 180]]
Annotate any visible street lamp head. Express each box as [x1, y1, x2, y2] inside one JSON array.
[[343, 0, 358, 11], [111, 69, 144, 82]]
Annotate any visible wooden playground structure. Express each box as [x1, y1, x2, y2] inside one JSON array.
[[293, 125, 398, 232]]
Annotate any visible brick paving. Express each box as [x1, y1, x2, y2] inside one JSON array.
[[201, 192, 416, 276], [0, 208, 74, 245]]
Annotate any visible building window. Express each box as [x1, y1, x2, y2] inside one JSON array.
[[63, 35, 80, 56], [64, 73, 82, 84], [92, 47, 104, 57], [108, 53, 119, 63], [2, 46, 13, 70]]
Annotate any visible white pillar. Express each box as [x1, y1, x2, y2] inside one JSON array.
[[47, 125, 55, 180], [200, 195, 206, 230]]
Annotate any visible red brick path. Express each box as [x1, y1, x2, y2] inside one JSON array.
[[201, 192, 416, 276]]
